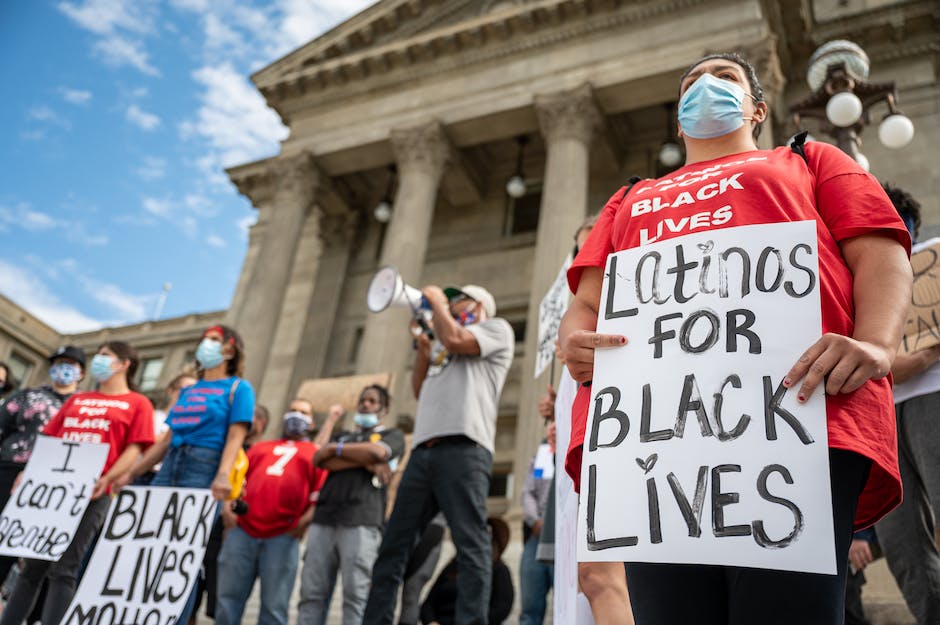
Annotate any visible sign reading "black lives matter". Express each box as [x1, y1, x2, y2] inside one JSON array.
[[577, 221, 836, 574], [61, 487, 216, 625]]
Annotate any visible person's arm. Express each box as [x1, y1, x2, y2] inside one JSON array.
[[412, 330, 432, 399], [210, 422, 250, 500], [521, 459, 539, 533], [116, 429, 171, 487], [93, 443, 143, 498], [313, 404, 345, 448], [315, 441, 389, 470], [423, 286, 481, 356], [558, 266, 628, 383], [0, 390, 22, 439], [785, 234, 912, 401], [891, 344, 940, 385]]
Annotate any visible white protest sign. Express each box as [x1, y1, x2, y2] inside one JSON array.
[[535, 254, 573, 379], [0, 436, 108, 561], [578, 221, 834, 574], [61, 487, 217, 625]]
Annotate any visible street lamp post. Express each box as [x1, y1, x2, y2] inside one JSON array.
[[789, 40, 914, 168]]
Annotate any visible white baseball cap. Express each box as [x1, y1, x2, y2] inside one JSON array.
[[444, 284, 496, 317]]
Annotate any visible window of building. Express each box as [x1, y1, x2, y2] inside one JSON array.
[[508, 319, 526, 344], [6, 352, 34, 388], [504, 187, 542, 235], [139, 357, 164, 392], [489, 463, 513, 498], [349, 326, 364, 364]]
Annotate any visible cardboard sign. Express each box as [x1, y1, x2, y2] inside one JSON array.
[[578, 221, 835, 574], [60, 487, 216, 625], [0, 437, 108, 561], [900, 238, 940, 354], [535, 254, 572, 379]]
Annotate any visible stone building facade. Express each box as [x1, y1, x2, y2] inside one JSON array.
[[1, 0, 936, 513], [223, 0, 940, 508]]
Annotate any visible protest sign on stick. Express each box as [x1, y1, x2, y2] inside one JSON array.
[[578, 221, 835, 574], [535, 254, 572, 379], [60, 487, 216, 625], [900, 238, 940, 355], [0, 436, 108, 561]]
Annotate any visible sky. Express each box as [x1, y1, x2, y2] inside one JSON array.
[[0, 0, 373, 333]]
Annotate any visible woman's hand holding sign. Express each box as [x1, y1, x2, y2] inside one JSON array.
[[560, 267, 627, 384], [561, 330, 628, 383], [783, 333, 894, 402]]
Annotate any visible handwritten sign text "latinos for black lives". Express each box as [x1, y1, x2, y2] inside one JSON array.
[[577, 221, 836, 575]]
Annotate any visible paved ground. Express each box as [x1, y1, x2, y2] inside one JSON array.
[[196, 540, 913, 625]]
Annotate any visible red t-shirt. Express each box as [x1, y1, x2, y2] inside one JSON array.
[[238, 439, 327, 539], [566, 142, 910, 530], [43, 391, 155, 475]]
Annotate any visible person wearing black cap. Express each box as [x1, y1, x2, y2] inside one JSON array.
[[0, 345, 85, 583], [363, 283, 514, 625]]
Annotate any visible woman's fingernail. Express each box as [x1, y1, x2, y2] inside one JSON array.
[[783, 377, 791, 387], [797, 393, 806, 402], [619, 337, 627, 345]]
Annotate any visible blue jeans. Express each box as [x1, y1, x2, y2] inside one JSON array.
[[216, 526, 300, 625], [152, 445, 222, 624], [519, 535, 553, 625], [363, 438, 492, 625]]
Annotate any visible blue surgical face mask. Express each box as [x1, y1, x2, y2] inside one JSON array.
[[354, 412, 380, 429], [49, 362, 81, 386], [678, 73, 752, 140], [196, 338, 225, 369], [90, 354, 115, 383]]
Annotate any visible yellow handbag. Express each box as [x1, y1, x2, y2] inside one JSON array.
[[226, 379, 250, 500]]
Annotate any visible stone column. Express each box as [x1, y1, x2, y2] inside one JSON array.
[[512, 84, 600, 505], [257, 207, 358, 424], [357, 121, 451, 392], [747, 40, 786, 150], [234, 152, 320, 388]]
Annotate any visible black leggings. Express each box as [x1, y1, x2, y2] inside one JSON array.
[[625, 449, 871, 625]]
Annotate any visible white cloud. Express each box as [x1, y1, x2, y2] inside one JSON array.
[[169, 0, 209, 12], [136, 156, 166, 180], [181, 215, 198, 238], [0, 259, 103, 333], [236, 214, 256, 239], [183, 193, 217, 217], [182, 63, 287, 169], [61, 88, 93, 104], [28, 106, 71, 130], [130, 86, 149, 98], [57, 0, 153, 36], [94, 36, 160, 76], [74, 274, 153, 320], [20, 209, 57, 231], [207, 234, 226, 248], [143, 196, 173, 217], [126, 104, 161, 130]]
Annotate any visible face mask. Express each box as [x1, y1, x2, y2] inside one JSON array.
[[453, 308, 478, 327], [90, 354, 115, 383], [196, 338, 225, 369], [354, 412, 380, 429], [283, 412, 310, 437], [49, 363, 81, 386], [678, 73, 752, 140]]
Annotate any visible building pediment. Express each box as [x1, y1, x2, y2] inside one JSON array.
[[252, 0, 518, 93]]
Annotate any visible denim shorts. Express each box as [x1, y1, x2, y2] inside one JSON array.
[[151, 444, 222, 489]]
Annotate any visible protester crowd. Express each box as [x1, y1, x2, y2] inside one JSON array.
[[0, 50, 937, 625]]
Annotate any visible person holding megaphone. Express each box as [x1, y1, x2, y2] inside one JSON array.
[[361, 281, 515, 625]]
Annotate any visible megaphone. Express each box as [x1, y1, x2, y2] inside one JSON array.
[[366, 266, 428, 313], [366, 266, 434, 339]]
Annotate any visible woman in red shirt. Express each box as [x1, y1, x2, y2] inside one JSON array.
[[0, 341, 154, 625], [559, 52, 912, 625]]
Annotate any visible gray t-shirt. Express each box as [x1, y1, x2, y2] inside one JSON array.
[[412, 318, 515, 453]]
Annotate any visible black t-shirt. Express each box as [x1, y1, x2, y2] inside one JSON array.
[[313, 426, 405, 527]]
